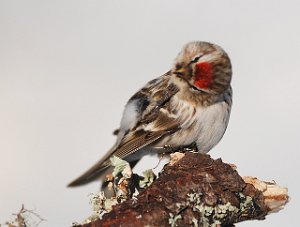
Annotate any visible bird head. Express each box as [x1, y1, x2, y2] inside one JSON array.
[[172, 41, 232, 94]]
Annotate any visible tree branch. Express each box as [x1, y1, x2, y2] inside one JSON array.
[[75, 152, 288, 227]]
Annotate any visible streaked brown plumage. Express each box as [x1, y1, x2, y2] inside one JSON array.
[[68, 41, 232, 187]]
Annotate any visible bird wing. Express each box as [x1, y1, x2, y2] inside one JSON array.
[[68, 72, 180, 187], [112, 71, 181, 158], [111, 109, 181, 159]]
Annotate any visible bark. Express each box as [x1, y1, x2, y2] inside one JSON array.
[[76, 152, 288, 227]]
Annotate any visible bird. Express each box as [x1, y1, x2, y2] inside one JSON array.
[[68, 41, 232, 187]]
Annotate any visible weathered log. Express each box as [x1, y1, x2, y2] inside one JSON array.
[[76, 152, 288, 227]]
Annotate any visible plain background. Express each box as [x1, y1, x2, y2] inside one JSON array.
[[0, 0, 299, 226]]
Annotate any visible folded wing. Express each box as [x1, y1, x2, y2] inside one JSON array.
[[68, 72, 180, 187]]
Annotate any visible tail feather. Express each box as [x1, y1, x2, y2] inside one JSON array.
[[68, 157, 141, 187], [68, 160, 110, 187]]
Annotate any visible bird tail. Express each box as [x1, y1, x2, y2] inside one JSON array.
[[67, 158, 111, 187], [67, 145, 120, 187]]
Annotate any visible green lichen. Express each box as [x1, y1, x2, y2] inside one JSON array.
[[187, 193, 239, 226], [86, 191, 125, 223], [187, 192, 202, 204], [168, 213, 182, 227], [110, 156, 132, 178], [240, 194, 254, 212], [139, 169, 156, 188], [191, 217, 198, 227], [195, 204, 213, 227], [80, 156, 159, 225], [213, 202, 239, 219], [195, 203, 214, 216]]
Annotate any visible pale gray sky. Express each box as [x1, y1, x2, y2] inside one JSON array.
[[0, 0, 299, 226]]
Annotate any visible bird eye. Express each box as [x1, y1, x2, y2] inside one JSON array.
[[190, 55, 203, 64]]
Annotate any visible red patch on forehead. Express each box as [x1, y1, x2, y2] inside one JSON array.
[[194, 62, 213, 89]]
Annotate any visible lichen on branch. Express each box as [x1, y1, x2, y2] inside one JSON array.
[[74, 152, 288, 227]]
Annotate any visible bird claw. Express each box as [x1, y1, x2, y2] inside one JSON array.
[[182, 142, 198, 152], [160, 143, 198, 154]]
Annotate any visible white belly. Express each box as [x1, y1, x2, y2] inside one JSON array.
[[158, 100, 231, 153]]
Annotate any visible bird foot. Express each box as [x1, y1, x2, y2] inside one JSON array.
[[161, 142, 198, 154], [181, 142, 199, 153]]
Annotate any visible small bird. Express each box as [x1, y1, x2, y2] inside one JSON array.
[[68, 41, 232, 187]]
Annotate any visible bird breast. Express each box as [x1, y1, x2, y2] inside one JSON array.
[[157, 96, 231, 153]]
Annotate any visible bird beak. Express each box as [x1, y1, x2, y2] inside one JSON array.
[[173, 66, 192, 82], [173, 67, 186, 76]]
